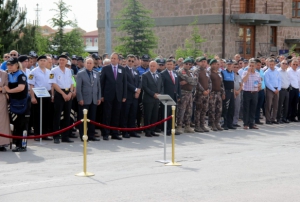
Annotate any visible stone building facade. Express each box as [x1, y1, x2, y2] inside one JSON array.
[[97, 0, 300, 59]]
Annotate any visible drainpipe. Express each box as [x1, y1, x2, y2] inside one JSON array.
[[222, 0, 226, 58]]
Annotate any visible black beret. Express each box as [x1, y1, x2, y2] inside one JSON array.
[[52, 55, 58, 60], [141, 54, 150, 61], [58, 54, 68, 60], [71, 55, 77, 60], [209, 59, 218, 65], [18, 55, 29, 62], [7, 57, 19, 65], [77, 56, 84, 61], [29, 51, 38, 58], [37, 55, 47, 61]]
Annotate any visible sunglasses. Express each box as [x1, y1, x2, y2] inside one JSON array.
[[128, 60, 134, 63], [4, 56, 9, 58], [282, 63, 288, 65], [292, 64, 298, 66], [159, 64, 164, 66], [10, 54, 17, 56]]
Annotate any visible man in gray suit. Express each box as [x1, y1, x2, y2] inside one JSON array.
[[142, 61, 164, 137], [76, 57, 102, 141]]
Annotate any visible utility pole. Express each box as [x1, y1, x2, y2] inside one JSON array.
[[105, 0, 112, 54], [34, 3, 41, 26]]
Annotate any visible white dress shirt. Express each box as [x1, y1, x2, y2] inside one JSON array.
[[287, 68, 299, 89]]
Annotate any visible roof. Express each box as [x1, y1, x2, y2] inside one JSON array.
[[83, 30, 98, 37]]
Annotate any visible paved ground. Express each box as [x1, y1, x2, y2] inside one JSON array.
[[1, 122, 300, 202]]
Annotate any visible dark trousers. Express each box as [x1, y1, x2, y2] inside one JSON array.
[[102, 97, 122, 137], [265, 88, 279, 122], [136, 92, 143, 127], [288, 88, 299, 120], [78, 104, 97, 138], [143, 101, 159, 134], [33, 96, 51, 135], [53, 91, 72, 140], [243, 91, 258, 127], [11, 115, 29, 148], [121, 99, 138, 135], [277, 89, 289, 120], [255, 89, 265, 122], [222, 90, 235, 127]]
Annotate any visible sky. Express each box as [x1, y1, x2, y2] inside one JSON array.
[[16, 0, 98, 32]]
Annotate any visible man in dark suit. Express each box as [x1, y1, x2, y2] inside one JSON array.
[[76, 57, 102, 141], [121, 54, 141, 138], [161, 59, 181, 135], [100, 52, 127, 140], [142, 61, 164, 137]]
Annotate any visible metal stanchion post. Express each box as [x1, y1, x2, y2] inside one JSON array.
[[76, 109, 94, 177], [166, 105, 181, 166]]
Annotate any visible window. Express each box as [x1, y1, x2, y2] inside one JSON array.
[[292, 1, 300, 18], [270, 26, 277, 47], [95, 38, 98, 43]]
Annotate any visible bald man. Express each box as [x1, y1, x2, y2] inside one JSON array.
[[142, 61, 164, 137]]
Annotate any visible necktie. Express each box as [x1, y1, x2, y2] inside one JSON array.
[[90, 71, 94, 86], [152, 73, 157, 83], [169, 71, 175, 84], [131, 68, 134, 77], [113, 66, 117, 79]]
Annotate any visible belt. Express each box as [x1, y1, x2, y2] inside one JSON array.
[[281, 88, 288, 90], [244, 91, 257, 93], [225, 89, 234, 92], [292, 87, 299, 90], [274, 87, 278, 90], [61, 88, 70, 92]]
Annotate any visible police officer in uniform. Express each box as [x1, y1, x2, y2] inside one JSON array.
[[28, 55, 53, 141], [136, 54, 150, 129], [176, 58, 197, 134], [221, 59, 236, 130], [49, 54, 74, 144], [193, 57, 211, 133], [208, 59, 225, 131]]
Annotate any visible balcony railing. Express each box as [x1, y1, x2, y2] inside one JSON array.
[[230, 1, 284, 15]]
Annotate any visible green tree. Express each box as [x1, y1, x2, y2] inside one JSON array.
[[49, 0, 80, 55], [0, 0, 26, 56], [115, 0, 157, 56], [175, 20, 207, 59]]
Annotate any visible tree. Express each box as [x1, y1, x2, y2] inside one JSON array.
[[175, 20, 207, 59], [49, 0, 71, 54], [0, 0, 26, 56], [115, 0, 157, 56]]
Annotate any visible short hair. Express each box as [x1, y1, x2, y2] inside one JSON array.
[[268, 58, 275, 63], [249, 58, 256, 64], [238, 59, 244, 63], [166, 59, 173, 63], [287, 59, 292, 65], [103, 58, 111, 64], [291, 59, 299, 65]]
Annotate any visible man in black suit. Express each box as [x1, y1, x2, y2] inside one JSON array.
[[161, 59, 181, 135], [142, 61, 164, 137], [121, 54, 141, 138], [100, 52, 127, 140]]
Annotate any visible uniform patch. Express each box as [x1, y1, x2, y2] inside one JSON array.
[[50, 74, 54, 79], [29, 74, 34, 80], [22, 76, 26, 81]]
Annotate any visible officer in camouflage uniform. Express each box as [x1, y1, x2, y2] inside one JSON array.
[[176, 58, 197, 134], [208, 59, 225, 131], [193, 56, 212, 133]]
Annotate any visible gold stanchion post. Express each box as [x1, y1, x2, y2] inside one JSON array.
[[76, 109, 95, 177], [166, 106, 181, 166]]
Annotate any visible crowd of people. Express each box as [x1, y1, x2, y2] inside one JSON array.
[[0, 50, 299, 152]]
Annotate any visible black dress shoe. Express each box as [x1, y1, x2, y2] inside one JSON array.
[[228, 126, 236, 130], [282, 119, 289, 123], [151, 132, 159, 136], [233, 124, 241, 127], [111, 136, 122, 140], [222, 125, 229, 130], [0, 147, 7, 152], [265, 121, 273, 125], [89, 137, 100, 141], [42, 137, 53, 141], [12, 147, 26, 152], [167, 132, 171, 136], [122, 134, 130, 138], [291, 119, 299, 122], [130, 134, 141, 138], [61, 138, 74, 143], [255, 121, 264, 125], [154, 128, 161, 133], [145, 133, 152, 137], [278, 120, 284, 124], [54, 139, 60, 144], [103, 136, 109, 141], [272, 121, 279, 124], [69, 133, 78, 138]]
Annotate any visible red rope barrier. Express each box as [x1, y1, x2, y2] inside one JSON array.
[[89, 115, 172, 131], [0, 121, 82, 139]]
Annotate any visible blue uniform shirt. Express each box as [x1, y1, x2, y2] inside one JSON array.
[[256, 69, 265, 90], [136, 66, 149, 76]]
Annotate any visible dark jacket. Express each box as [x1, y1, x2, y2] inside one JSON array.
[[125, 66, 141, 101], [142, 71, 164, 103], [161, 69, 181, 102]]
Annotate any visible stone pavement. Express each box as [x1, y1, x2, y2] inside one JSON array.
[[1, 122, 300, 202]]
